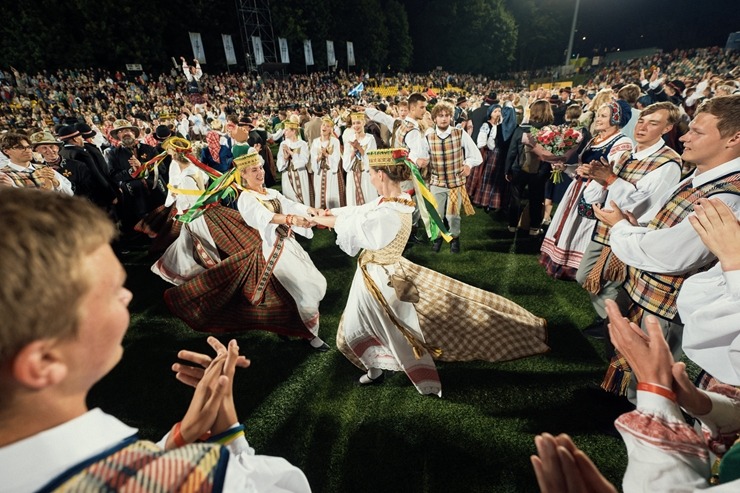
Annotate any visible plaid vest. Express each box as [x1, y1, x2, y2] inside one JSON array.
[[592, 146, 681, 245], [1, 167, 46, 188], [41, 439, 228, 493], [427, 128, 465, 188], [625, 171, 740, 319], [397, 120, 418, 151]]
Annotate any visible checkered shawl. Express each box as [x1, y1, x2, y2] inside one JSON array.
[[337, 258, 549, 367], [43, 440, 227, 493], [164, 206, 310, 337], [427, 128, 465, 188]]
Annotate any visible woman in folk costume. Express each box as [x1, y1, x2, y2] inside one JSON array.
[[276, 116, 311, 205], [311, 149, 549, 396], [310, 115, 343, 209], [539, 100, 633, 280], [342, 111, 378, 206], [466, 104, 509, 210], [162, 149, 329, 350]]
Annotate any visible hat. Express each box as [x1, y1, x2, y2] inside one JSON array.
[[559, 87, 572, 94], [283, 114, 301, 130], [233, 148, 261, 170], [667, 79, 686, 94], [109, 119, 141, 139], [210, 119, 224, 131], [56, 125, 81, 141], [368, 148, 408, 168], [238, 116, 254, 128], [29, 130, 62, 148], [75, 123, 96, 139], [606, 99, 633, 128], [154, 124, 172, 141], [456, 96, 468, 105], [484, 92, 498, 104], [548, 94, 561, 103], [350, 112, 365, 122], [321, 115, 334, 126]]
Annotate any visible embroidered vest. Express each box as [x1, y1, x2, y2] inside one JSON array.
[[1, 168, 46, 188], [360, 207, 413, 266], [41, 440, 228, 493], [427, 128, 465, 188], [593, 146, 681, 245], [625, 172, 740, 319]]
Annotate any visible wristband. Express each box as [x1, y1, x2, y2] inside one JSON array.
[[637, 382, 677, 402], [603, 174, 617, 187], [172, 421, 188, 447], [208, 424, 246, 444], [285, 214, 294, 226]]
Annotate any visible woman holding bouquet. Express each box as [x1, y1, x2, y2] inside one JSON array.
[[539, 100, 633, 280], [504, 100, 555, 236], [311, 148, 549, 396]]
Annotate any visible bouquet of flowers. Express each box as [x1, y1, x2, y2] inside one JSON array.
[[529, 125, 584, 183]]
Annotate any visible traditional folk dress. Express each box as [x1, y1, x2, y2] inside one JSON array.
[[467, 122, 508, 209], [0, 409, 311, 492], [310, 135, 342, 209], [276, 138, 311, 205], [332, 195, 549, 395], [342, 130, 378, 206], [236, 187, 327, 339], [539, 133, 633, 280]]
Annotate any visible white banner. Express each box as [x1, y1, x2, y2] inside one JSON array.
[[303, 40, 314, 66], [222, 34, 237, 65], [251, 36, 265, 65], [125, 64, 143, 71], [189, 32, 206, 64], [347, 41, 355, 67], [278, 37, 290, 64], [326, 40, 336, 67]]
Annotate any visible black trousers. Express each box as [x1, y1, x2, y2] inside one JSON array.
[[508, 170, 548, 229]]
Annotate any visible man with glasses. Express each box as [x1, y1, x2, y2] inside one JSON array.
[[0, 133, 73, 193]]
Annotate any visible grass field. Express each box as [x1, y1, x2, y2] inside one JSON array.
[[89, 206, 637, 492]]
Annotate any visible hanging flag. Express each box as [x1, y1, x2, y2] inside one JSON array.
[[189, 32, 206, 64], [303, 40, 314, 66], [347, 41, 356, 66], [348, 81, 364, 97], [278, 37, 290, 64], [251, 36, 265, 65], [326, 40, 336, 67], [222, 34, 237, 65]]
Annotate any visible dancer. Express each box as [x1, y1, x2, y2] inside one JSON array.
[[342, 111, 378, 206], [163, 150, 329, 350], [311, 149, 549, 395], [310, 115, 342, 209], [276, 116, 311, 205]]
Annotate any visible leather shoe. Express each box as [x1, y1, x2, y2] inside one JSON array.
[[358, 371, 384, 385], [450, 237, 460, 254], [432, 237, 443, 252], [583, 318, 607, 339]]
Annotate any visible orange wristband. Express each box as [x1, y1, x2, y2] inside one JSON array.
[[603, 174, 617, 187], [637, 382, 677, 402], [172, 421, 188, 447]]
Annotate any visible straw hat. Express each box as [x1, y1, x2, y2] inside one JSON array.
[[29, 130, 62, 148], [110, 119, 141, 139]]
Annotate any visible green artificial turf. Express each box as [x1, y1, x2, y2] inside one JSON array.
[[89, 207, 638, 492]]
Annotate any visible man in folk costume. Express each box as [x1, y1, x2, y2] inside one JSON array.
[[310, 115, 342, 209], [342, 111, 378, 206], [0, 189, 311, 492], [423, 101, 482, 254], [0, 132, 73, 193], [106, 119, 165, 231], [594, 95, 740, 400], [29, 130, 92, 199], [276, 116, 311, 205], [576, 102, 683, 336], [396, 93, 430, 242]]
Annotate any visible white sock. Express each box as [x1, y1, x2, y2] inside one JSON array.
[[309, 336, 326, 348]]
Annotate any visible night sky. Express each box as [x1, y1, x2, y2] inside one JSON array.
[[567, 0, 738, 55]]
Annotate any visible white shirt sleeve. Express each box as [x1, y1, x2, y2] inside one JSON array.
[[461, 130, 483, 168], [334, 204, 401, 256], [365, 107, 395, 130]]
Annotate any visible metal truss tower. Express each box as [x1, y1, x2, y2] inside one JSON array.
[[235, 0, 278, 71]]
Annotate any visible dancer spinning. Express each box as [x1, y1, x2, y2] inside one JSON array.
[[311, 149, 549, 395]]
